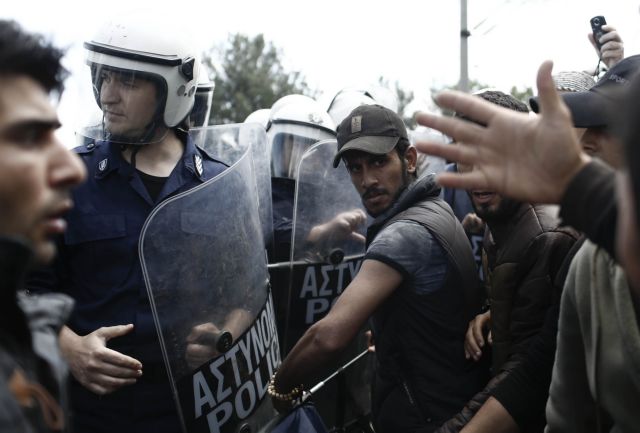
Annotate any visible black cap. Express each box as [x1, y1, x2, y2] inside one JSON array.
[[530, 55, 640, 128], [333, 104, 408, 168]]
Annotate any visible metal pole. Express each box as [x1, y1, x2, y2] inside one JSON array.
[[303, 349, 370, 399], [460, 0, 470, 92]]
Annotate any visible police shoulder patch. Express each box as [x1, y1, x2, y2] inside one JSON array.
[[194, 154, 203, 177]]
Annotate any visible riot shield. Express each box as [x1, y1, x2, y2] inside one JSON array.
[[190, 124, 273, 248], [269, 139, 372, 432], [140, 126, 279, 433]]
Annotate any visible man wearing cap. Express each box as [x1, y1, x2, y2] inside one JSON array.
[[530, 55, 640, 169], [271, 104, 487, 432]]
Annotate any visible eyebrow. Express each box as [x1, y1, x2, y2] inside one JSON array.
[[0, 118, 61, 138]]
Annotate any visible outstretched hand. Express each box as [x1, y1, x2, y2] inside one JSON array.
[[307, 209, 367, 246], [60, 324, 142, 395], [415, 61, 590, 205]]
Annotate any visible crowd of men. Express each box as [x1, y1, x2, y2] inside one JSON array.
[[0, 9, 638, 433]]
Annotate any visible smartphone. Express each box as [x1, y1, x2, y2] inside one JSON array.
[[590, 15, 607, 52]]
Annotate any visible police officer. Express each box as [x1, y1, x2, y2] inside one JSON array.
[[266, 95, 338, 262], [27, 15, 227, 433]]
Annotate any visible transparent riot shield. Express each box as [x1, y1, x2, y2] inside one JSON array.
[[189, 124, 273, 248], [140, 126, 279, 433], [269, 139, 372, 432]]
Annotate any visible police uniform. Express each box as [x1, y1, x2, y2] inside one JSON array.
[[28, 137, 227, 433]]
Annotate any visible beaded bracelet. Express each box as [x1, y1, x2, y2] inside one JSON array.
[[267, 373, 303, 402]]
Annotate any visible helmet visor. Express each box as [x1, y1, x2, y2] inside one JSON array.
[[269, 123, 336, 179], [271, 133, 318, 179], [189, 87, 213, 128]]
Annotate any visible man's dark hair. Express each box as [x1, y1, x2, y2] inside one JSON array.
[[476, 90, 529, 113], [0, 20, 67, 94], [455, 90, 528, 126]]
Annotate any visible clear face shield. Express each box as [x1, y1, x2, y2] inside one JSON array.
[[189, 86, 213, 128], [268, 123, 336, 179], [79, 63, 169, 146]]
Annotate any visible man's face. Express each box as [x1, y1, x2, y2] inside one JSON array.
[[343, 146, 416, 217], [99, 69, 159, 138], [0, 76, 86, 263], [458, 161, 520, 223], [579, 127, 623, 169]]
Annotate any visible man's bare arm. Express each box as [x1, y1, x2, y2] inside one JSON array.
[[272, 259, 402, 405]]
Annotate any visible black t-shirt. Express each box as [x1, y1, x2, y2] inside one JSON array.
[[137, 169, 168, 202]]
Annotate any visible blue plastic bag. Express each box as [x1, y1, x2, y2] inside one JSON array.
[[261, 403, 328, 433]]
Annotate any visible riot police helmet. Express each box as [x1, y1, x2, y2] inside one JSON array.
[[82, 14, 200, 145]]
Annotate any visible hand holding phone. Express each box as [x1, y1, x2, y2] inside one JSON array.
[[590, 15, 607, 52]]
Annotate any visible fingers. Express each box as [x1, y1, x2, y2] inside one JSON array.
[[76, 345, 142, 395], [464, 322, 482, 361], [187, 323, 221, 343], [186, 343, 217, 361], [85, 374, 139, 395], [350, 232, 366, 244], [343, 209, 366, 228], [435, 169, 491, 192], [601, 41, 623, 55], [90, 326, 142, 370], [600, 26, 621, 43], [97, 323, 135, 341], [97, 346, 143, 370], [464, 312, 491, 361], [186, 343, 218, 369], [92, 354, 143, 379], [430, 90, 499, 127], [365, 330, 375, 352], [416, 113, 489, 154], [535, 61, 562, 118]]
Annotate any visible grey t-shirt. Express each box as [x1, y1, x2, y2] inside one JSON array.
[[365, 220, 448, 294]]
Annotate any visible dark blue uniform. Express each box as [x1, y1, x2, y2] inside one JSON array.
[[28, 137, 227, 433]]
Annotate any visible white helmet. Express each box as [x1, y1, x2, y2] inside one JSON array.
[[267, 98, 335, 179], [410, 125, 447, 176], [269, 94, 317, 119], [327, 86, 400, 126], [190, 63, 214, 128], [365, 85, 399, 113], [84, 15, 200, 143], [244, 108, 271, 129], [327, 89, 376, 126]]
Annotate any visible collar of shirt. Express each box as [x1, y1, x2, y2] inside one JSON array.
[[86, 137, 216, 183]]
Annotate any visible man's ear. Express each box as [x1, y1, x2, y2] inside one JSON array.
[[406, 146, 418, 173]]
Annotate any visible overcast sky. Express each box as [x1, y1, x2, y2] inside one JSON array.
[[3, 0, 640, 142]]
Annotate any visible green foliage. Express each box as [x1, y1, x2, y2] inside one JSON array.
[[203, 33, 314, 125], [378, 77, 416, 128], [509, 85, 534, 107]]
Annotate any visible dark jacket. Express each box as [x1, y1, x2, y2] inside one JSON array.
[[0, 237, 73, 433], [437, 204, 578, 433], [484, 204, 578, 373], [367, 175, 486, 432]]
